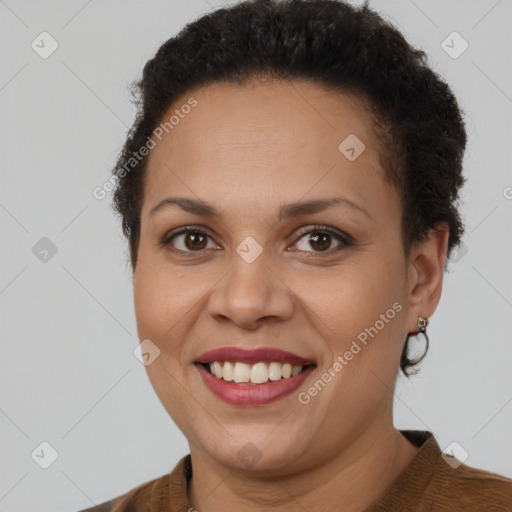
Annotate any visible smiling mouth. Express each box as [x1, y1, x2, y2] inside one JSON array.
[[197, 361, 317, 385]]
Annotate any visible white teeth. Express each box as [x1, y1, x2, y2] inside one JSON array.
[[281, 363, 292, 378], [250, 362, 269, 384], [233, 362, 251, 383], [292, 364, 302, 377], [222, 361, 235, 381], [213, 361, 223, 378], [206, 361, 307, 384], [268, 362, 282, 381]]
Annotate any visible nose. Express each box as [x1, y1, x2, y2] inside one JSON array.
[[207, 248, 294, 330]]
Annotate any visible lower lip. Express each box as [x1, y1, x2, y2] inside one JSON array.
[[195, 363, 316, 406]]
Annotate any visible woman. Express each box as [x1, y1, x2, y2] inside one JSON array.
[[80, 0, 512, 510]]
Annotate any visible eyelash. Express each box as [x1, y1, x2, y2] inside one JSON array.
[[160, 224, 353, 258]]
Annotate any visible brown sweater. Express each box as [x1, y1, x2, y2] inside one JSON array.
[[78, 431, 512, 511]]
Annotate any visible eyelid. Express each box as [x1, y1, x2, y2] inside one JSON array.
[[161, 224, 352, 255], [293, 224, 352, 245], [290, 224, 352, 256], [160, 225, 220, 256]]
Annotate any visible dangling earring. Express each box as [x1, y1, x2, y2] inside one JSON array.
[[417, 316, 429, 352]]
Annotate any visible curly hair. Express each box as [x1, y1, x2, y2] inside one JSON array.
[[110, 0, 467, 377]]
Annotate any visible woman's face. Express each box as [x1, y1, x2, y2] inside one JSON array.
[[134, 78, 423, 473]]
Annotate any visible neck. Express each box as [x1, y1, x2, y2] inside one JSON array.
[[187, 424, 419, 512]]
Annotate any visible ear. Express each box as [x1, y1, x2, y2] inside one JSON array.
[[406, 223, 449, 334]]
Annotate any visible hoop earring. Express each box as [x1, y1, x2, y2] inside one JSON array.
[[417, 316, 429, 353]]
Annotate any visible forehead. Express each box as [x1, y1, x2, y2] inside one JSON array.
[[151, 78, 376, 156], [142, 78, 394, 220]]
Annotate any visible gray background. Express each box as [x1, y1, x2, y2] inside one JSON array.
[[1, 0, 511, 510]]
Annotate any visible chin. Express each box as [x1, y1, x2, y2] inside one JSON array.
[[194, 433, 310, 474]]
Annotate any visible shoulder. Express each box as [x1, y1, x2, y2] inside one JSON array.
[[74, 473, 168, 512], [426, 456, 512, 511], [77, 499, 115, 512], [74, 454, 192, 512], [385, 431, 512, 512]]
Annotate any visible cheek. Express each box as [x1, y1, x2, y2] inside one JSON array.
[[309, 260, 404, 327], [133, 249, 202, 343], [295, 264, 407, 420], [299, 257, 407, 369], [134, 266, 168, 340], [133, 256, 201, 428]]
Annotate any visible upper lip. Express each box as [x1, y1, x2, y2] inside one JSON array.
[[195, 347, 316, 366]]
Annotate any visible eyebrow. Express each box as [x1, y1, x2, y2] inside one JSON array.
[[149, 196, 371, 220]]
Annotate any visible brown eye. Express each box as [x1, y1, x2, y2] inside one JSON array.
[[293, 226, 351, 254], [162, 229, 216, 253], [183, 231, 208, 250], [307, 232, 332, 251]]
